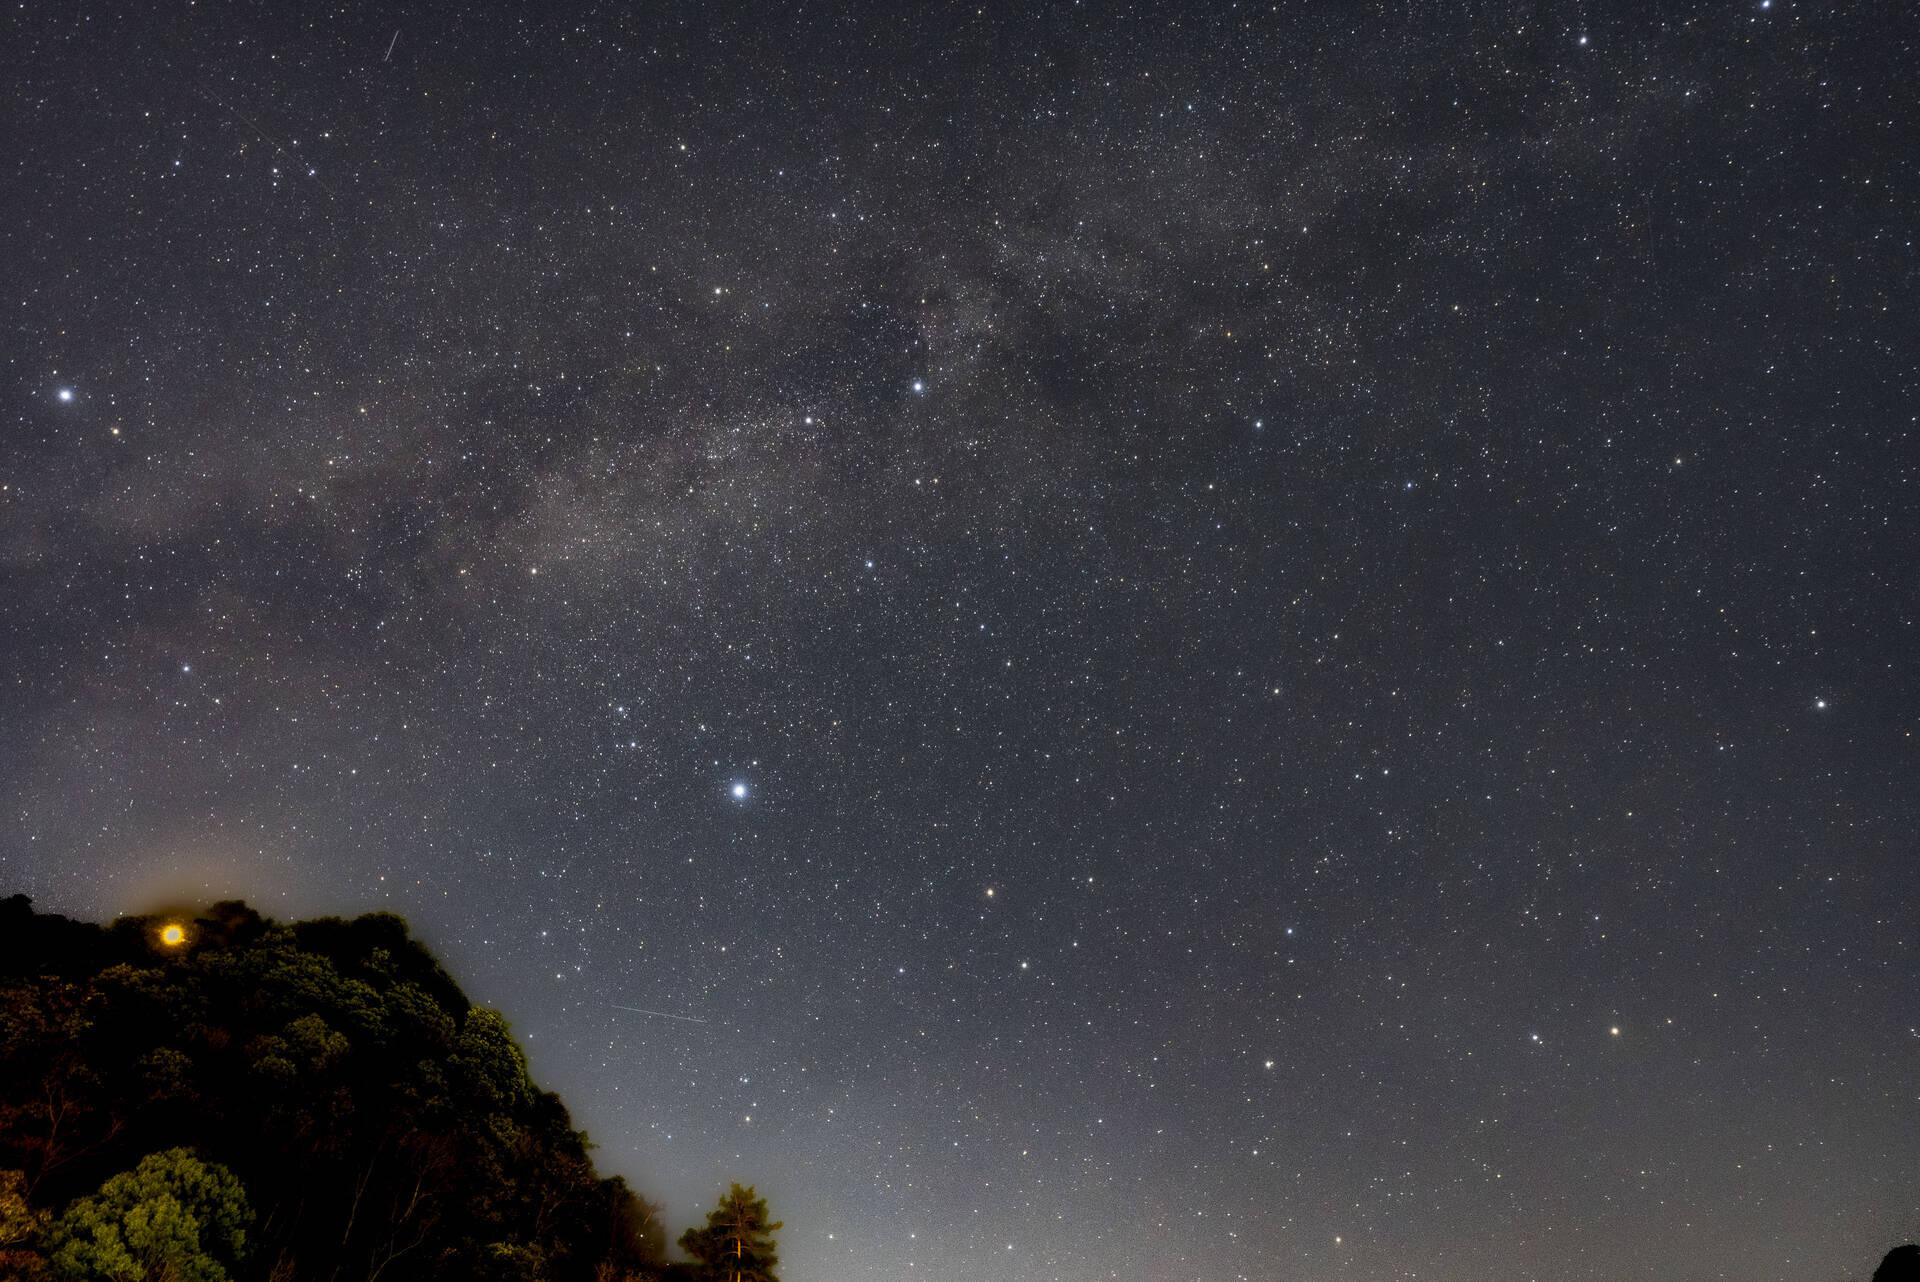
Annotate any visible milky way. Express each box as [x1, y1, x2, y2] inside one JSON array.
[[4, 3, 1915, 1279]]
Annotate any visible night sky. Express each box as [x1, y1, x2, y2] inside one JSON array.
[[5, 2, 1917, 1279]]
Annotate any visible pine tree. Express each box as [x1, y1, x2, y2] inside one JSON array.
[[678, 1183, 781, 1282]]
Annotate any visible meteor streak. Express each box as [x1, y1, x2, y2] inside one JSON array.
[[606, 1003, 707, 1024]]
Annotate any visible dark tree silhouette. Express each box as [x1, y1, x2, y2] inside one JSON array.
[[0, 896, 681, 1281], [1875, 1244, 1920, 1282]]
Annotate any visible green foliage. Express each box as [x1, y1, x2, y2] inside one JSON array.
[[677, 1184, 780, 1282], [46, 1147, 250, 1282], [0, 1167, 52, 1280], [0, 897, 681, 1282], [451, 1007, 536, 1112]]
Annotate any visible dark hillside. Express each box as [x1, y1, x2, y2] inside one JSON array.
[[0, 895, 669, 1282]]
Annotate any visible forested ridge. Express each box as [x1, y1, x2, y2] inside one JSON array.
[[0, 896, 776, 1282]]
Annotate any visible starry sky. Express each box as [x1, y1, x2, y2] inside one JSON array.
[[4, 2, 1917, 1279]]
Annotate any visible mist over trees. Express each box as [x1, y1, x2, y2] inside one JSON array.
[[0, 895, 776, 1282]]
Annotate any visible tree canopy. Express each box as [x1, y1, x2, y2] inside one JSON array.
[[677, 1184, 781, 1282], [0, 895, 695, 1281], [46, 1147, 251, 1282]]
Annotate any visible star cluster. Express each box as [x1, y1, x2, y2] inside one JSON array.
[[4, 3, 1916, 1280]]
